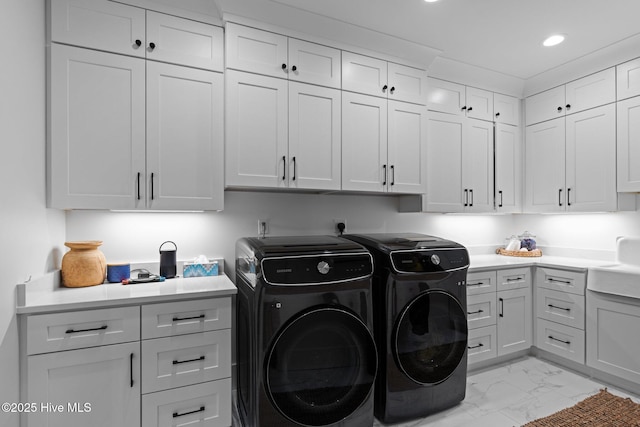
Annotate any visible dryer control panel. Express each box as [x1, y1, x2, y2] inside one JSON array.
[[262, 253, 373, 285], [390, 248, 469, 273]]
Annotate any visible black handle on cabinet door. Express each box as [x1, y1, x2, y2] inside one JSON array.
[[65, 325, 108, 334], [495, 112, 501, 117], [173, 355, 206, 365], [135, 39, 142, 47], [151, 172, 155, 200], [558, 188, 563, 206], [461, 106, 467, 111], [469, 189, 474, 206], [174, 407, 205, 418], [172, 314, 205, 322], [463, 189, 468, 206], [130, 353, 134, 387], [467, 309, 484, 315], [137, 172, 141, 200], [548, 304, 571, 312], [390, 165, 395, 186], [467, 106, 473, 112], [382, 165, 387, 186], [390, 86, 395, 94], [548, 335, 571, 345], [292, 157, 296, 181], [281, 63, 287, 70], [566, 104, 571, 110], [282, 156, 286, 181], [567, 188, 572, 206], [499, 297, 504, 317], [498, 190, 503, 207], [557, 106, 563, 112], [468, 343, 484, 349], [149, 42, 156, 50], [291, 65, 297, 72], [382, 85, 388, 93]]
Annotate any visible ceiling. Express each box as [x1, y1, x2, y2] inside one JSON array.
[[217, 0, 640, 82]]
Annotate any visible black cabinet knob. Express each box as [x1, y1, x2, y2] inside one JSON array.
[[461, 106, 467, 111], [149, 42, 156, 50], [390, 86, 395, 94], [135, 39, 142, 47], [557, 106, 563, 112], [467, 106, 473, 112], [291, 65, 297, 72], [566, 104, 571, 110], [495, 112, 500, 117], [382, 84, 388, 92], [282, 63, 287, 70]]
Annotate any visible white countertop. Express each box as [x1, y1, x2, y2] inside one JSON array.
[[16, 272, 237, 314], [469, 254, 611, 271]]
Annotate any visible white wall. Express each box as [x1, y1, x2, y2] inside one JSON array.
[[0, 1, 66, 426], [66, 191, 515, 281]]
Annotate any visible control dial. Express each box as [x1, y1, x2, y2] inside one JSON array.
[[317, 260, 331, 275], [430, 254, 441, 265]]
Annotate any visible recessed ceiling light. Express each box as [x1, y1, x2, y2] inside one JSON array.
[[424, 0, 439, 3], [543, 34, 566, 47]]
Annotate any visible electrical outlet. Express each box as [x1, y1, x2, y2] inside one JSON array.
[[258, 219, 269, 237], [333, 218, 347, 234]]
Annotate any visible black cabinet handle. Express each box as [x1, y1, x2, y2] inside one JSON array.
[[467, 106, 473, 112], [557, 106, 563, 112], [172, 314, 205, 322], [382, 165, 387, 186], [130, 353, 134, 387], [566, 104, 571, 110], [506, 277, 523, 282], [548, 304, 571, 312], [173, 406, 205, 418], [558, 188, 563, 206], [291, 65, 297, 72], [281, 63, 287, 70], [467, 309, 484, 315], [467, 281, 484, 287], [292, 157, 296, 181], [499, 297, 504, 317], [149, 42, 156, 50], [136, 172, 141, 200], [464, 189, 468, 206], [498, 190, 503, 207], [469, 188, 474, 206], [461, 106, 467, 111], [548, 278, 572, 285], [548, 335, 571, 345], [390, 86, 395, 94], [173, 355, 205, 365], [567, 188, 572, 206], [495, 112, 501, 117], [468, 343, 484, 349], [390, 165, 395, 186], [135, 39, 142, 47], [282, 156, 286, 181], [151, 172, 155, 200], [382, 85, 388, 93], [65, 325, 108, 334]]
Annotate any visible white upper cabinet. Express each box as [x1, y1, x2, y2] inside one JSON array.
[[387, 101, 428, 193], [343, 52, 427, 104], [494, 93, 521, 126], [618, 96, 640, 192], [49, 0, 223, 70], [617, 57, 640, 101], [226, 23, 341, 88], [495, 124, 522, 213], [465, 87, 494, 121], [525, 68, 615, 125], [426, 78, 465, 115]]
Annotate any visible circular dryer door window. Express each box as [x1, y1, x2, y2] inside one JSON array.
[[265, 307, 377, 426], [394, 290, 468, 385]]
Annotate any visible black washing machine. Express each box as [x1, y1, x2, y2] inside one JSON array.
[[235, 235, 378, 427], [343, 233, 469, 424]]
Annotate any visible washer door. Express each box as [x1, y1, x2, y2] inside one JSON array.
[[394, 290, 468, 385], [266, 307, 377, 426]]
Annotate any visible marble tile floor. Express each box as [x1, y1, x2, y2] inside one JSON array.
[[233, 356, 640, 427], [375, 356, 640, 427]]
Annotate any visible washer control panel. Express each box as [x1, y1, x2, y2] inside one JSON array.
[[391, 248, 469, 273], [262, 253, 373, 285]]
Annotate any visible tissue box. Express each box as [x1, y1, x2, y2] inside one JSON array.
[[183, 261, 219, 278]]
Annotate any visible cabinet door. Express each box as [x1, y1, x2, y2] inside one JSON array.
[[494, 93, 521, 126], [525, 86, 565, 126], [617, 96, 640, 192], [617, 58, 640, 100], [565, 104, 617, 212], [289, 82, 341, 191], [387, 101, 427, 194], [387, 62, 428, 105], [27, 342, 140, 427], [466, 87, 494, 121], [565, 68, 615, 115], [426, 78, 465, 115], [524, 118, 565, 212], [49, 44, 146, 209], [50, 0, 146, 57], [463, 119, 494, 212], [342, 51, 388, 98], [146, 62, 223, 210], [495, 123, 522, 213], [146, 11, 223, 71], [225, 71, 288, 188], [497, 287, 532, 356], [288, 38, 341, 88], [342, 92, 388, 192], [426, 112, 464, 212], [225, 23, 288, 78]]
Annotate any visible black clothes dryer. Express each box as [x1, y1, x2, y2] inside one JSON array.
[[343, 233, 470, 424], [235, 236, 378, 427]]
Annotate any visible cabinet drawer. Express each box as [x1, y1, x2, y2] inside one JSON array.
[[536, 267, 586, 295], [536, 318, 585, 364], [467, 293, 497, 329], [27, 306, 140, 355], [536, 287, 585, 329], [142, 330, 231, 393], [142, 379, 231, 427], [142, 297, 232, 339], [467, 325, 497, 365], [497, 267, 530, 291], [466, 270, 497, 295]]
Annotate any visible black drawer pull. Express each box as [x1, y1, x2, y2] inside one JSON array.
[[173, 355, 205, 365], [467, 281, 484, 286], [468, 343, 484, 349], [65, 325, 108, 334], [173, 406, 205, 418], [172, 314, 205, 322], [506, 277, 523, 282], [548, 278, 572, 285], [467, 309, 484, 315], [548, 335, 571, 345], [548, 304, 570, 312]]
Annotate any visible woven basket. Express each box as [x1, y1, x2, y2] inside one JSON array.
[[496, 248, 542, 257]]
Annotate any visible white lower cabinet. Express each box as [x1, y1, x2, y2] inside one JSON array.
[[467, 325, 497, 364], [497, 287, 532, 355]]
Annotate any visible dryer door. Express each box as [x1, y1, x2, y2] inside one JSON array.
[[394, 290, 468, 385], [265, 307, 377, 426]]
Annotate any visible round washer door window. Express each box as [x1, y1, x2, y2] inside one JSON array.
[[394, 290, 468, 385], [266, 307, 377, 426]]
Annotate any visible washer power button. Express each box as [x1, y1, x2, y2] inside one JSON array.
[[430, 254, 441, 265], [317, 261, 331, 274]]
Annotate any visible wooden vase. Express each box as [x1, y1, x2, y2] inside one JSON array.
[[61, 241, 107, 287]]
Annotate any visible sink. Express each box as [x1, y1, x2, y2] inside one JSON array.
[[587, 237, 640, 299]]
